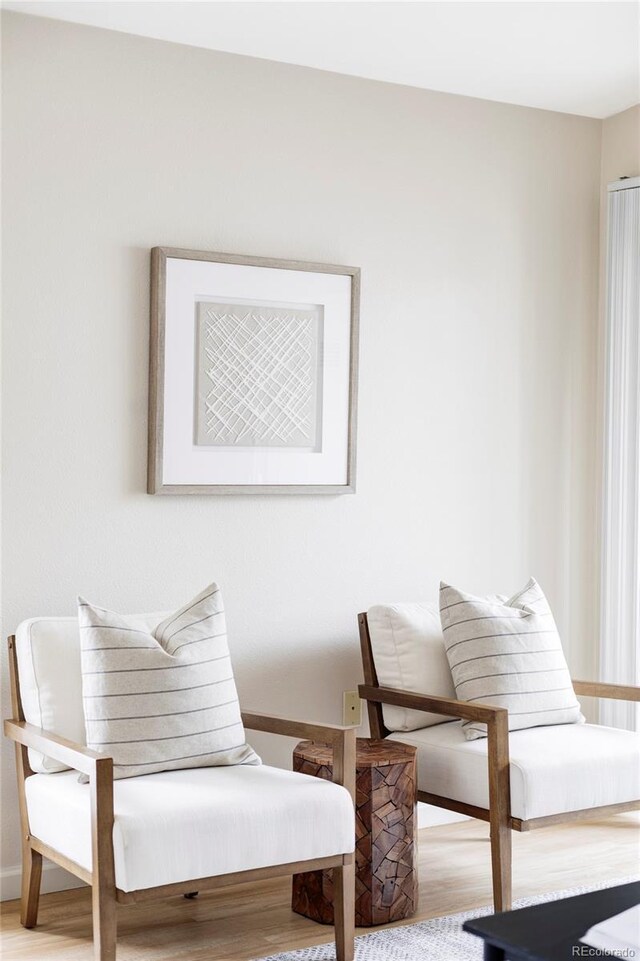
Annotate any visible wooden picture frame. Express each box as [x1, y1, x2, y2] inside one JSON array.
[[148, 247, 360, 495]]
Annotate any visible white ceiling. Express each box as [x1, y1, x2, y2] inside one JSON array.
[[3, 1, 639, 119]]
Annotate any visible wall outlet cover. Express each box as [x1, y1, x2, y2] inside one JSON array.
[[343, 690, 362, 727]]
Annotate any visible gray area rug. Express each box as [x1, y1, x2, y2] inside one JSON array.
[[255, 876, 638, 961]]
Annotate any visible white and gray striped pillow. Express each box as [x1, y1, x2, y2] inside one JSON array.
[[439, 578, 584, 740], [78, 584, 260, 779]]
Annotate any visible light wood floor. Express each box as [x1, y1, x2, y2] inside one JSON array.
[[2, 814, 638, 961]]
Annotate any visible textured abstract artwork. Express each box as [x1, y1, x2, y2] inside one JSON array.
[[195, 301, 323, 448], [149, 247, 358, 493]]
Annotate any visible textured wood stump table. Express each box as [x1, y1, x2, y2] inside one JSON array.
[[292, 738, 417, 927]]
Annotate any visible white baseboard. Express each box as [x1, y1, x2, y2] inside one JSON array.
[[0, 860, 86, 902]]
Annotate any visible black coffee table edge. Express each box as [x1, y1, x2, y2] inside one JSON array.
[[462, 880, 640, 961]]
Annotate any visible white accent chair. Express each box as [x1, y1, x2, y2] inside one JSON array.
[[357, 604, 640, 912], [4, 617, 357, 961]]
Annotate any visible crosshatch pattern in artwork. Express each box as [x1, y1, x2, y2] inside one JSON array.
[[195, 301, 322, 448]]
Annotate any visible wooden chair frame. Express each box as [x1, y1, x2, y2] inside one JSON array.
[[4, 635, 357, 961], [357, 612, 640, 913]]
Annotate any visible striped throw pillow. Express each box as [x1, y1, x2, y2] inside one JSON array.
[[439, 578, 584, 741], [78, 584, 260, 779]]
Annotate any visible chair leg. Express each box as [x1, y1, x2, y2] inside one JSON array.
[[333, 860, 355, 961], [20, 844, 42, 929], [92, 881, 117, 961], [488, 711, 512, 912], [489, 809, 512, 912]]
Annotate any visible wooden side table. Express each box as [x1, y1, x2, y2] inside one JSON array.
[[292, 738, 417, 927]]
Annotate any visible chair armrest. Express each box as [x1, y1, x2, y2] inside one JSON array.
[[358, 684, 511, 823], [241, 711, 357, 803], [7, 718, 119, 893], [242, 710, 356, 743], [3, 719, 109, 777], [572, 680, 640, 702], [358, 684, 508, 723]]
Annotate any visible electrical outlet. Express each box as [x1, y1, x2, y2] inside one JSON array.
[[343, 690, 362, 727]]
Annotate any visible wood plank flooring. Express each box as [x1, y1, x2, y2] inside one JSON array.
[[2, 814, 638, 961]]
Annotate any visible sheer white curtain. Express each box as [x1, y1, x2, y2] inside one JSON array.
[[600, 177, 640, 731]]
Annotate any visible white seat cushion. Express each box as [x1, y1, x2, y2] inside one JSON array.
[[25, 764, 354, 892], [389, 721, 640, 821]]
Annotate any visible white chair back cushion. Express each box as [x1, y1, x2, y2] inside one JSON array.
[[366, 603, 456, 732], [15, 613, 167, 773]]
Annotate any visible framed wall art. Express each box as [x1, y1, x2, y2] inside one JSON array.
[[148, 247, 360, 494]]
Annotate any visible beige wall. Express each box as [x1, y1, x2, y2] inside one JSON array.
[[1, 12, 602, 895], [601, 105, 640, 185]]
